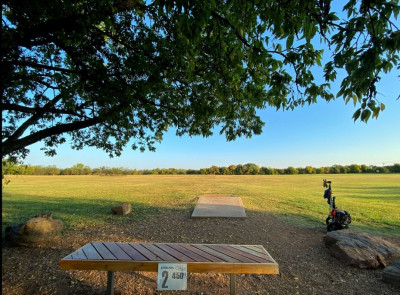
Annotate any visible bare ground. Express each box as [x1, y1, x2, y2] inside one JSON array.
[[2, 209, 400, 295]]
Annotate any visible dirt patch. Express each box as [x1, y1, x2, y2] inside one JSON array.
[[2, 209, 400, 294]]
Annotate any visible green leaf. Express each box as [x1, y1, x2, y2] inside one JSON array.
[[351, 93, 359, 105], [337, 87, 345, 98], [372, 108, 380, 119], [286, 34, 294, 49], [353, 108, 361, 121], [361, 109, 371, 122], [316, 56, 322, 67]]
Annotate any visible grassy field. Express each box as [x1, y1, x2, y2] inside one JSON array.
[[2, 174, 400, 236]]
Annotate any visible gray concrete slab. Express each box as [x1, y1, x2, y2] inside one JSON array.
[[191, 195, 247, 218]]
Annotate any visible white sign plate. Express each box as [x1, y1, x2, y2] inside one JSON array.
[[157, 263, 187, 290]]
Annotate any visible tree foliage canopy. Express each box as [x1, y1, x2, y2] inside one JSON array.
[[3, 159, 400, 176], [2, 0, 399, 159]]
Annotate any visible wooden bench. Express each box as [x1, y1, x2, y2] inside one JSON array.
[[60, 242, 279, 294]]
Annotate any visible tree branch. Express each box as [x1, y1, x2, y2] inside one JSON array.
[[211, 11, 262, 53], [2, 103, 37, 114], [2, 116, 104, 156], [12, 60, 79, 75], [4, 94, 65, 144]]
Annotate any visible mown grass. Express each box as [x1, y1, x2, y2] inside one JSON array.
[[2, 174, 399, 236]]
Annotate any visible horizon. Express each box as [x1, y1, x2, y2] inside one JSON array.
[[16, 159, 400, 171]]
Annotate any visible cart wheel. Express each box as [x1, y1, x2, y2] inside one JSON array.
[[327, 222, 341, 232], [326, 217, 331, 225]]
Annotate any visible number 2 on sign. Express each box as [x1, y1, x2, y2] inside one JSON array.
[[161, 271, 168, 288]]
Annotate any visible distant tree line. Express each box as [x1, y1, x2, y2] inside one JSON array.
[[2, 159, 400, 176]]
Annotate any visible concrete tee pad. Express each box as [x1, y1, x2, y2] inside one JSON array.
[[191, 195, 247, 218]]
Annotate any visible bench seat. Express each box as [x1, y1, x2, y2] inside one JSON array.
[[60, 242, 279, 294]]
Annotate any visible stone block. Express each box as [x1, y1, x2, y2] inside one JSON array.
[[111, 203, 131, 215]]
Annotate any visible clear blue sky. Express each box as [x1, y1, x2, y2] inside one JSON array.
[[21, 2, 400, 170], [23, 74, 400, 170]]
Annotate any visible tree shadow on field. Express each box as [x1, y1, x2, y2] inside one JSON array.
[[1, 194, 163, 236]]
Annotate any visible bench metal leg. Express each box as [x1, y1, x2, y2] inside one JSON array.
[[230, 274, 236, 295], [106, 271, 115, 295]]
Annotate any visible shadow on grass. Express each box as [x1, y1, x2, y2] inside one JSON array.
[[1, 194, 166, 235], [2, 194, 399, 239], [276, 210, 400, 237]]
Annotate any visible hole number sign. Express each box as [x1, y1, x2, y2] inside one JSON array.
[[157, 263, 187, 290]]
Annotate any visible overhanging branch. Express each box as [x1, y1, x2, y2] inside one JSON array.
[[2, 117, 104, 156], [5, 94, 64, 144], [12, 60, 80, 75]]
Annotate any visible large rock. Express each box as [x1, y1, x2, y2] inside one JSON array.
[[111, 203, 131, 215], [323, 230, 400, 268], [5, 213, 63, 246], [382, 259, 400, 287]]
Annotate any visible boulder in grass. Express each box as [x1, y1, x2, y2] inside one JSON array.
[[111, 203, 131, 215], [324, 230, 400, 268], [5, 213, 63, 246]]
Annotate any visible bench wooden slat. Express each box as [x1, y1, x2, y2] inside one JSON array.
[[92, 242, 116, 260], [117, 243, 148, 261], [192, 244, 240, 263], [178, 244, 225, 262], [207, 245, 259, 263], [244, 245, 268, 255], [129, 243, 162, 261], [219, 245, 270, 263], [141, 244, 176, 261], [103, 242, 132, 260], [154, 243, 195, 262], [230, 245, 273, 262], [82, 243, 103, 260], [166, 244, 211, 262], [71, 248, 87, 260], [240, 245, 273, 262]]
